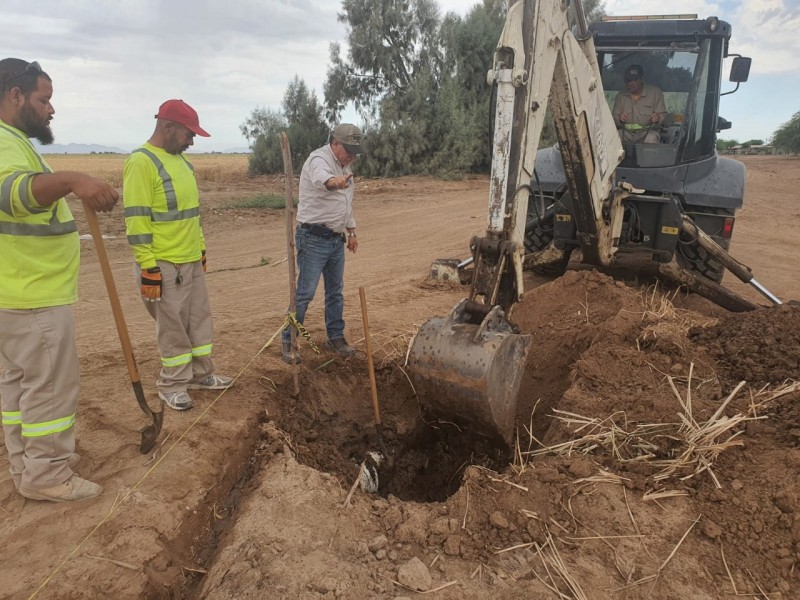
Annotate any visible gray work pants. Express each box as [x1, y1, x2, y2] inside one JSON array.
[[136, 260, 214, 393], [0, 305, 78, 490]]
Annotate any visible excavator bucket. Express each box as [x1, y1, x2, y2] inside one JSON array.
[[408, 300, 532, 446]]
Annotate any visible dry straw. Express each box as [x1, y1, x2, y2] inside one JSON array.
[[522, 367, 800, 490]]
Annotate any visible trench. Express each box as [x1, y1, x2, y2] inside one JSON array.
[[271, 360, 513, 503], [163, 348, 576, 598]]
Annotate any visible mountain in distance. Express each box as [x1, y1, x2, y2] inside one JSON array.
[[34, 141, 129, 154], [30, 140, 252, 155]]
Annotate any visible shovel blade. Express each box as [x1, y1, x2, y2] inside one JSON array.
[[133, 382, 164, 454], [140, 406, 164, 454]]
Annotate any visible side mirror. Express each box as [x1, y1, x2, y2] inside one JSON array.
[[730, 57, 751, 83], [717, 116, 732, 132]]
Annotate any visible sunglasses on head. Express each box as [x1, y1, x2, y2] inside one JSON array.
[[3, 61, 43, 91]]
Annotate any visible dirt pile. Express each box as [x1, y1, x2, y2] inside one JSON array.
[[690, 305, 800, 389], [197, 271, 799, 599]]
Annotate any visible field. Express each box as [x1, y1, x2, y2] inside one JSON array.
[[1, 154, 800, 599]]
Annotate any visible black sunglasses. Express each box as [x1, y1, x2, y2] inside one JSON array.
[[3, 61, 43, 91]]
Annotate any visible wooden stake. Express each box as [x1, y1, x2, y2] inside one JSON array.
[[359, 286, 387, 457], [279, 132, 300, 395]]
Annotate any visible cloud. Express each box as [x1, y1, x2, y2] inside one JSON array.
[[604, 0, 800, 76], [0, 0, 344, 150], [732, 0, 800, 74]]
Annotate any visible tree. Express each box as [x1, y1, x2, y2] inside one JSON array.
[[716, 139, 739, 153], [772, 112, 800, 154], [324, 0, 443, 122], [239, 107, 286, 175], [240, 77, 329, 175], [438, 0, 507, 169], [281, 77, 330, 170]]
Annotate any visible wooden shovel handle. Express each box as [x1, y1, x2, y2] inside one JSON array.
[[82, 201, 141, 385]]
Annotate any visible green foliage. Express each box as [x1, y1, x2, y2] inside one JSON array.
[[325, 0, 508, 176], [742, 139, 765, 147], [772, 112, 800, 154], [230, 194, 297, 209], [716, 138, 739, 153], [282, 77, 331, 169], [248, 0, 611, 177], [324, 0, 444, 121], [240, 108, 285, 175], [241, 76, 329, 175]]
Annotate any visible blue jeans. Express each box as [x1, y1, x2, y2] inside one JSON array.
[[283, 227, 346, 343]]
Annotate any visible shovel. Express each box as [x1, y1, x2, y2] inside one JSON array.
[[82, 202, 164, 454], [358, 286, 389, 493]]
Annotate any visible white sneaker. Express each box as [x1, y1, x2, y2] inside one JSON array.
[[159, 390, 193, 411], [19, 475, 102, 503], [187, 374, 234, 390]]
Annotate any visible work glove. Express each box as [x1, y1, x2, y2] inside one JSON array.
[[141, 267, 162, 302], [201, 250, 207, 273]]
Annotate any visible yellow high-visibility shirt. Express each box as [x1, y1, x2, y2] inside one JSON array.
[[123, 142, 205, 269], [0, 121, 79, 309]]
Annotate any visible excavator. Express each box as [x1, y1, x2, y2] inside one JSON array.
[[407, 0, 780, 447]]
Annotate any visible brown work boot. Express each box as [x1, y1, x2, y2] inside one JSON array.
[[19, 475, 102, 503]]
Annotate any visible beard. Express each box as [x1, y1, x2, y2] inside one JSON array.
[[20, 102, 54, 145]]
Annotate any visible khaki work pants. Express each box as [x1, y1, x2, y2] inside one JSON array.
[[0, 305, 78, 490], [137, 260, 214, 393]]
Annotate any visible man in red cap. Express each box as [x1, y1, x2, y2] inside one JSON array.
[[122, 99, 232, 411]]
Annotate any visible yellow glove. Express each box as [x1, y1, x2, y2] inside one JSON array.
[[201, 250, 207, 273]]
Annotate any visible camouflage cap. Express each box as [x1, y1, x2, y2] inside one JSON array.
[[332, 123, 364, 155]]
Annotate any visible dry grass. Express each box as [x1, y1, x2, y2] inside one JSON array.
[[44, 153, 250, 187], [522, 372, 800, 491], [635, 282, 717, 350]]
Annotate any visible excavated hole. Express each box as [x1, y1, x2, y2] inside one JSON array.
[[272, 360, 513, 502]]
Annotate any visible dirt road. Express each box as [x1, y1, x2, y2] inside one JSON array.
[[1, 156, 798, 599]]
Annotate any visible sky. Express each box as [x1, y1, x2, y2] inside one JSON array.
[[1, 0, 798, 152]]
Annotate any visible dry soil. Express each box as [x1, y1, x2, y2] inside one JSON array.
[[1, 156, 799, 600]]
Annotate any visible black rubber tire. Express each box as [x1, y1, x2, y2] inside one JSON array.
[[524, 205, 571, 275], [524, 207, 555, 253], [676, 239, 725, 283], [676, 206, 734, 284]]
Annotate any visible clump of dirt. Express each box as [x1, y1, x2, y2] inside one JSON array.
[[690, 304, 800, 389], [198, 271, 799, 599]]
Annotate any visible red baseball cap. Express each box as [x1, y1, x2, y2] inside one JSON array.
[[155, 99, 210, 137]]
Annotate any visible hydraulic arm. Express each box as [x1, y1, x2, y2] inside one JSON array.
[[408, 0, 626, 445]]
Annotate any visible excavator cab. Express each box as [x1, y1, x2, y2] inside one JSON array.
[[531, 15, 752, 283]]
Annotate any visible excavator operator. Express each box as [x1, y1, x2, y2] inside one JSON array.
[[613, 64, 667, 144]]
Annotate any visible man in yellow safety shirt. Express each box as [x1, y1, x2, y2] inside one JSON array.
[[123, 99, 232, 411], [0, 58, 119, 502]]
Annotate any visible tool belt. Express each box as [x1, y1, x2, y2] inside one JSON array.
[[300, 222, 341, 239]]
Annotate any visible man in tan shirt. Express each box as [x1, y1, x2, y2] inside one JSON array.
[[612, 64, 667, 144]]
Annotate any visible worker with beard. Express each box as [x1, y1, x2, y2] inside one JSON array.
[[0, 58, 118, 502], [123, 100, 232, 412]]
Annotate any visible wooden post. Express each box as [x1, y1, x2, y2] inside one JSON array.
[[280, 132, 300, 395]]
